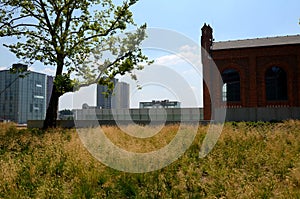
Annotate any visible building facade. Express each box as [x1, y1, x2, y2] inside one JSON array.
[[96, 79, 130, 109], [113, 80, 130, 109], [0, 64, 53, 124], [139, 100, 181, 109], [201, 24, 300, 121]]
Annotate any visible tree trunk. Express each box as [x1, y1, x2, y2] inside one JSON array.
[[43, 85, 60, 129], [43, 57, 64, 129]]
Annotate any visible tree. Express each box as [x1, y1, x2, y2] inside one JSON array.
[[0, 0, 151, 129]]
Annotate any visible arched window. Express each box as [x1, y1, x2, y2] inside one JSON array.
[[265, 66, 287, 101], [222, 69, 240, 102]]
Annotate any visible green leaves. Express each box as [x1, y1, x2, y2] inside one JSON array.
[[0, 0, 151, 96], [54, 73, 77, 95], [1, 1, 146, 64]]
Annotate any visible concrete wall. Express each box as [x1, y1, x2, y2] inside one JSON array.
[[215, 107, 300, 122], [73, 108, 203, 122], [28, 108, 204, 128], [28, 107, 300, 128], [28, 120, 75, 128]]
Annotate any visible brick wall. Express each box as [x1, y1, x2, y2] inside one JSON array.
[[202, 25, 300, 121]]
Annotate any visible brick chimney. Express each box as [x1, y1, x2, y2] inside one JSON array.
[[201, 23, 213, 120]]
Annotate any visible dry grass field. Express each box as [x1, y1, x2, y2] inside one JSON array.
[[1, 121, 300, 198]]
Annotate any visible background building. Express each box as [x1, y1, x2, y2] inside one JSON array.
[[113, 81, 130, 109], [201, 24, 300, 121], [0, 64, 53, 124], [46, 76, 53, 107], [97, 79, 130, 109], [140, 100, 181, 109]]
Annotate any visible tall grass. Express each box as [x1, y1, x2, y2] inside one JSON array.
[[0, 121, 300, 198]]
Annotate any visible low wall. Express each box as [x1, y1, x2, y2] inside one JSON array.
[[28, 120, 76, 129], [28, 107, 300, 128], [73, 108, 203, 121], [215, 107, 300, 122], [27, 120, 211, 129], [28, 108, 205, 128]]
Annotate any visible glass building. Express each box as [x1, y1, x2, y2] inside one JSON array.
[[0, 64, 53, 124], [113, 81, 130, 109], [96, 79, 130, 109]]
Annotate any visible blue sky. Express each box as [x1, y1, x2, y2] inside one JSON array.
[[0, 0, 299, 109], [131, 0, 300, 42]]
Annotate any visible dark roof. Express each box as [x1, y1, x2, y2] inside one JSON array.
[[212, 35, 300, 50]]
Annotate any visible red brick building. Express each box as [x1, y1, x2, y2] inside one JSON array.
[[201, 24, 300, 121]]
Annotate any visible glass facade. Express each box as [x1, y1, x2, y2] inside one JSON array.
[[112, 81, 130, 109], [0, 69, 52, 124], [97, 79, 130, 109]]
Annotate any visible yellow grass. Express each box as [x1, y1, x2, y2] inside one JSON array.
[[0, 121, 300, 198]]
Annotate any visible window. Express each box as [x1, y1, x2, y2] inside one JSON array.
[[265, 66, 287, 101], [222, 69, 240, 102], [9, 104, 12, 113], [34, 95, 44, 99], [34, 103, 39, 111], [222, 83, 227, 101]]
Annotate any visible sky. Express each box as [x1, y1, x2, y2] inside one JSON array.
[[0, 0, 299, 110]]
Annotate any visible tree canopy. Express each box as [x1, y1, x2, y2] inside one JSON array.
[[0, 0, 151, 128]]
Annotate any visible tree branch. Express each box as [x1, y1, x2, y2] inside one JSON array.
[[9, 23, 49, 31], [19, 1, 47, 27], [62, 1, 76, 43], [76, 51, 133, 89], [38, 0, 57, 46], [70, 18, 121, 50], [3, 30, 51, 43]]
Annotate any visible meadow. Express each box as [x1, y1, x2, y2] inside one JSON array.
[[0, 121, 300, 198]]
